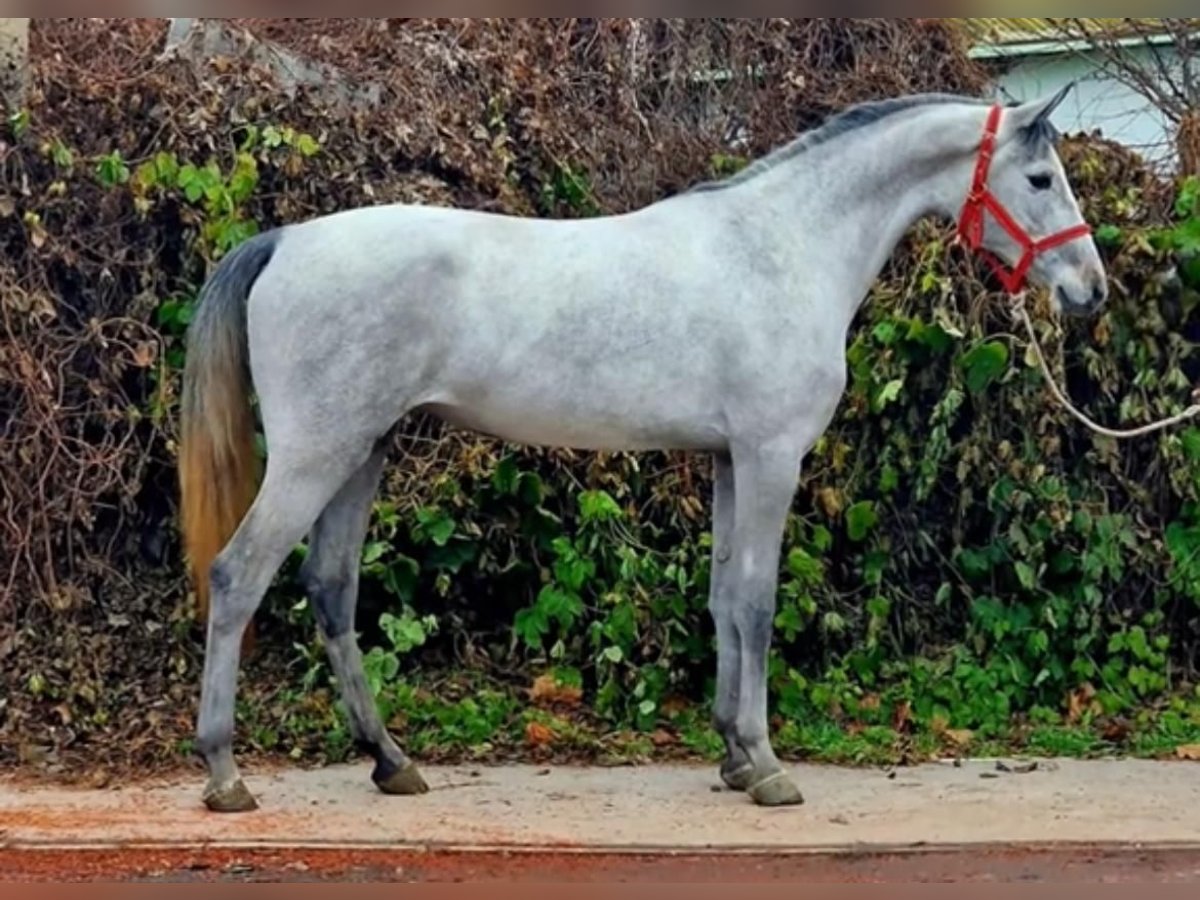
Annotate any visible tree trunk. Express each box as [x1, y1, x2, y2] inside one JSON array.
[[0, 18, 28, 111], [1178, 109, 1200, 178]]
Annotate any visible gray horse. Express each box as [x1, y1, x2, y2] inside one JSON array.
[[180, 87, 1107, 813]]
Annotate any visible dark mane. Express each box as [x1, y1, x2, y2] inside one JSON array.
[[691, 92, 992, 193]]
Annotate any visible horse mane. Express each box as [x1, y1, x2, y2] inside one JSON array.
[[690, 92, 994, 193]]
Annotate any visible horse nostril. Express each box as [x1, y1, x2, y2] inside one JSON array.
[[1090, 275, 1108, 306]]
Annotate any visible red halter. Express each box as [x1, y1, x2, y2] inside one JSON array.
[[956, 104, 1093, 295]]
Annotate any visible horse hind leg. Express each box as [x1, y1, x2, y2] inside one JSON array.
[[300, 443, 429, 797], [197, 442, 374, 813]]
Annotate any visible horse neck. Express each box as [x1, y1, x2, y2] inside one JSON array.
[[735, 102, 988, 323]]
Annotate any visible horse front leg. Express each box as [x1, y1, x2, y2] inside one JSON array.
[[726, 438, 806, 808], [708, 452, 755, 791]]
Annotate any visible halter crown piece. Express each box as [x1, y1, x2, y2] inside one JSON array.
[[956, 105, 1093, 295]]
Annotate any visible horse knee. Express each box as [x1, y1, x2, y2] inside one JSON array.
[[733, 596, 776, 643]]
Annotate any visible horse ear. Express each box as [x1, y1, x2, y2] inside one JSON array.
[[1004, 82, 1073, 139], [1008, 82, 1075, 126], [1037, 82, 1074, 121]]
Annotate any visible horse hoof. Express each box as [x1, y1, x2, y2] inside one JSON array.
[[720, 760, 756, 792], [374, 761, 430, 796], [748, 771, 805, 808], [203, 779, 259, 813]]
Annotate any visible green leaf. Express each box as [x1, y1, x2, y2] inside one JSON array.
[[1184, 428, 1200, 462], [492, 456, 519, 495], [602, 645, 624, 664], [515, 607, 549, 649], [1015, 561, 1037, 591], [822, 611, 847, 634], [362, 647, 400, 697], [133, 161, 158, 192], [154, 151, 180, 186], [8, 109, 30, 139], [178, 164, 204, 202], [872, 378, 904, 412], [1094, 223, 1123, 247], [960, 341, 1010, 393], [710, 153, 747, 176], [518, 472, 545, 506], [1181, 256, 1200, 290], [380, 610, 436, 655], [845, 501, 878, 542], [1166, 520, 1200, 563], [361, 541, 388, 565], [863, 549, 888, 586], [210, 216, 260, 253], [184, 161, 224, 208], [415, 507, 456, 547], [957, 547, 995, 579], [296, 132, 321, 157], [381, 555, 420, 602], [866, 595, 891, 621], [786, 547, 824, 585], [155, 297, 196, 331], [579, 490, 622, 523], [1171, 217, 1200, 256], [878, 463, 900, 494], [177, 164, 197, 194], [1175, 176, 1200, 218], [96, 150, 130, 187], [775, 601, 807, 641], [51, 140, 74, 170], [228, 152, 260, 203], [914, 320, 954, 354], [872, 320, 899, 345], [552, 550, 594, 593], [810, 525, 834, 553]]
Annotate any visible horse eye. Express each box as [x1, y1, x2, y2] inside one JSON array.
[[1028, 173, 1053, 191]]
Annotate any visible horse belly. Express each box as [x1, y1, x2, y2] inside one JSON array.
[[421, 398, 725, 453]]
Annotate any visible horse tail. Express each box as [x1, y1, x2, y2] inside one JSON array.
[[179, 232, 278, 652]]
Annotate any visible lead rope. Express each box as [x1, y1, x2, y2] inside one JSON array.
[[1011, 292, 1200, 440]]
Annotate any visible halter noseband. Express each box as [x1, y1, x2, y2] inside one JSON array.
[[956, 104, 1093, 295]]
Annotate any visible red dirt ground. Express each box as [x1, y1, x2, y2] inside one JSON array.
[[3, 846, 1200, 882]]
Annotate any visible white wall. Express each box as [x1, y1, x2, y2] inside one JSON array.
[[983, 44, 1180, 171]]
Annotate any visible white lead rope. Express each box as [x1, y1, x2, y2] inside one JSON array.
[[1012, 292, 1200, 440]]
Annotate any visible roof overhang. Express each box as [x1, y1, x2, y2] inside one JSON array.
[[969, 30, 1187, 60]]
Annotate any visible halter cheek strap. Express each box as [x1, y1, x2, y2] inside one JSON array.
[[956, 104, 1093, 295]]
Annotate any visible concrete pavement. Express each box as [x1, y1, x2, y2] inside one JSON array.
[[2, 758, 1199, 853]]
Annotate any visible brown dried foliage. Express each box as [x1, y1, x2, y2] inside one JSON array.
[[0, 18, 986, 774]]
